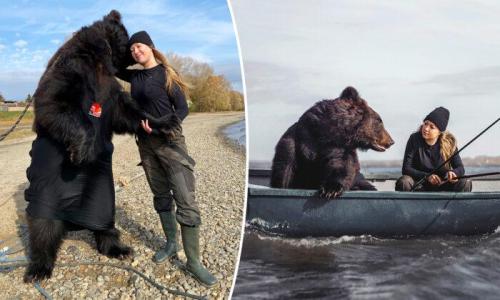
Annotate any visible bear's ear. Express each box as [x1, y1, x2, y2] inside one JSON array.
[[339, 86, 361, 102], [104, 10, 121, 23]]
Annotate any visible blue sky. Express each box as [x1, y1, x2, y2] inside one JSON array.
[[0, 0, 242, 100], [232, 0, 500, 161]]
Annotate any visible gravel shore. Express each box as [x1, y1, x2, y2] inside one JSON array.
[[0, 112, 246, 299]]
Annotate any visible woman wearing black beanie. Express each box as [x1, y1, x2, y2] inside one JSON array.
[[396, 107, 472, 192], [117, 31, 217, 287]]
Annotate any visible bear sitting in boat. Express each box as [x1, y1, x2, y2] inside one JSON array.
[[270, 86, 394, 198]]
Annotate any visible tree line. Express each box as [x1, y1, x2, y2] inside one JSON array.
[[3, 53, 245, 113], [118, 53, 244, 112], [168, 53, 244, 112]]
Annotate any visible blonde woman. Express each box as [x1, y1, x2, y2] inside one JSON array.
[[396, 107, 472, 192], [117, 31, 217, 287]]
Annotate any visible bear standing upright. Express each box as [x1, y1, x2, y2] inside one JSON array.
[[270, 86, 394, 198], [23, 10, 180, 282]]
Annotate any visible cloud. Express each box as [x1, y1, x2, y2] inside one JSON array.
[[415, 66, 500, 97], [232, 0, 500, 161], [0, 44, 5, 52], [182, 52, 213, 64], [0, 69, 43, 100], [211, 62, 244, 92], [0, 1, 241, 99], [14, 39, 28, 48]]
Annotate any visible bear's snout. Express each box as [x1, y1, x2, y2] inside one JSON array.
[[372, 129, 394, 152]]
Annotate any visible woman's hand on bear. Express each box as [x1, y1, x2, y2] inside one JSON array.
[[141, 119, 153, 134]]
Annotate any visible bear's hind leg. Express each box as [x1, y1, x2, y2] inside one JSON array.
[[271, 135, 297, 188], [24, 216, 65, 283], [350, 172, 377, 191], [94, 227, 132, 259]]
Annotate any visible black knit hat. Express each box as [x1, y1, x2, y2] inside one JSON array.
[[128, 31, 155, 48], [424, 107, 450, 131]]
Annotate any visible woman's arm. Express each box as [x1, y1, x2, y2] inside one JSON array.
[[170, 83, 189, 120], [402, 134, 427, 179], [115, 68, 134, 82], [450, 150, 465, 177], [111, 89, 181, 138]]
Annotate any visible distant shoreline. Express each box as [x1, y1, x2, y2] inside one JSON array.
[[250, 159, 500, 169]]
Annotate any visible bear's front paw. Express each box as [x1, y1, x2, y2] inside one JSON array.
[[319, 183, 344, 199], [102, 244, 133, 260], [23, 262, 54, 283]]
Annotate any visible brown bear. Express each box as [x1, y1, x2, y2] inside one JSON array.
[[270, 86, 394, 198]]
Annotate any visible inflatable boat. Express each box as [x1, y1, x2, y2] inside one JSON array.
[[247, 169, 500, 237]]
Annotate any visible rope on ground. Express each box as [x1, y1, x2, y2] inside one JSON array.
[[34, 282, 53, 300], [0, 199, 10, 208], [0, 134, 204, 298], [0, 99, 33, 142], [0, 260, 207, 300]]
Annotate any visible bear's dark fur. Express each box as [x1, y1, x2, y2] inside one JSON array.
[[270, 86, 394, 198], [24, 10, 178, 283]]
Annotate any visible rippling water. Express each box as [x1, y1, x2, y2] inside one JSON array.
[[223, 119, 246, 147], [233, 229, 500, 299]]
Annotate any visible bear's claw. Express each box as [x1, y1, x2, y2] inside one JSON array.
[[319, 184, 344, 199], [24, 263, 54, 283], [102, 245, 133, 260]]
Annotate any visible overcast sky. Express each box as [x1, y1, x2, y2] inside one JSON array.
[[0, 0, 242, 100], [231, 0, 500, 162]]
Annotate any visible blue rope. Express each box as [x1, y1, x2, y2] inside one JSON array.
[[34, 282, 53, 300], [0, 259, 207, 299], [0, 255, 27, 263]]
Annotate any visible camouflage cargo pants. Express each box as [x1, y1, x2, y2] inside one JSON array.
[[137, 134, 201, 226]]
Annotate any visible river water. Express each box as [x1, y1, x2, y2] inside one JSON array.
[[223, 119, 246, 147], [233, 166, 500, 299], [233, 229, 500, 299]]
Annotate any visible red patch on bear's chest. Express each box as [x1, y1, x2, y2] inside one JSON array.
[[89, 102, 102, 118]]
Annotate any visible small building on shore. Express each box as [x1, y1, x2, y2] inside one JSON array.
[[1, 101, 34, 112]]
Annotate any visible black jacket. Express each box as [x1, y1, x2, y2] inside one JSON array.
[[117, 64, 188, 121], [402, 132, 465, 180]]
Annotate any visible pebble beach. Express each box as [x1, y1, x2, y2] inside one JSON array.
[[0, 112, 246, 299]]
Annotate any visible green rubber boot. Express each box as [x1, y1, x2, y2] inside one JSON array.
[[180, 225, 218, 287], [153, 211, 179, 263]]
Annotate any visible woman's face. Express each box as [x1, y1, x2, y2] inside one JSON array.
[[130, 42, 153, 65], [421, 120, 440, 142]]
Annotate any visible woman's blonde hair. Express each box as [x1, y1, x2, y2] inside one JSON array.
[[418, 126, 457, 169], [439, 131, 457, 169], [152, 48, 188, 96]]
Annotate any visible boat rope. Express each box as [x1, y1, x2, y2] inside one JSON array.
[[0, 259, 207, 299], [0, 98, 33, 142], [418, 195, 456, 236], [411, 117, 500, 191]]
